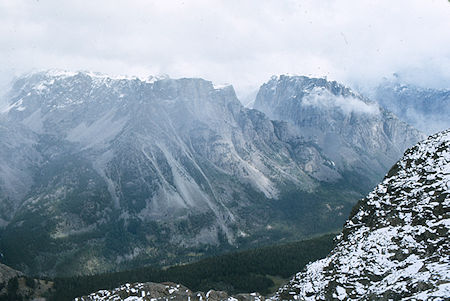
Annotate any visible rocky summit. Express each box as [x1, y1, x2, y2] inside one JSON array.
[[0, 71, 423, 276], [76, 282, 265, 301], [272, 129, 450, 300]]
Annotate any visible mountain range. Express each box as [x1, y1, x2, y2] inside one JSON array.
[[375, 76, 450, 135], [0, 71, 423, 276], [254, 75, 423, 186]]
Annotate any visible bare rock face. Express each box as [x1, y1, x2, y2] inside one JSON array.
[[254, 75, 424, 186], [271, 129, 450, 300]]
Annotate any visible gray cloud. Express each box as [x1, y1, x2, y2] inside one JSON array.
[[302, 87, 380, 115], [1, 0, 450, 99]]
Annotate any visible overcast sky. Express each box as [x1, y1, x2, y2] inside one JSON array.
[[1, 0, 450, 98]]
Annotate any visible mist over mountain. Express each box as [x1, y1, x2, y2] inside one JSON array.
[[374, 76, 450, 135], [0, 71, 423, 277], [254, 75, 424, 187]]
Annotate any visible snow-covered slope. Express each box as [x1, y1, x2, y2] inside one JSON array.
[[273, 129, 450, 300], [76, 281, 265, 301]]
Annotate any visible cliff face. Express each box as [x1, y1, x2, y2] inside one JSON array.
[[254, 75, 424, 188], [273, 129, 450, 300]]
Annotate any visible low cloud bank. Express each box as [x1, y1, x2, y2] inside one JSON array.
[[302, 87, 380, 116]]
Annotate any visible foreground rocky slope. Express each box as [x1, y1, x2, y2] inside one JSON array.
[[76, 282, 265, 301], [0, 71, 423, 276], [273, 129, 450, 300]]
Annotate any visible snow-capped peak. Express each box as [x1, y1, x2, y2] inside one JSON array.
[[19, 69, 169, 86]]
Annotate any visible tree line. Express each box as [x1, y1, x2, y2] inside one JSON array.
[[48, 234, 335, 300]]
